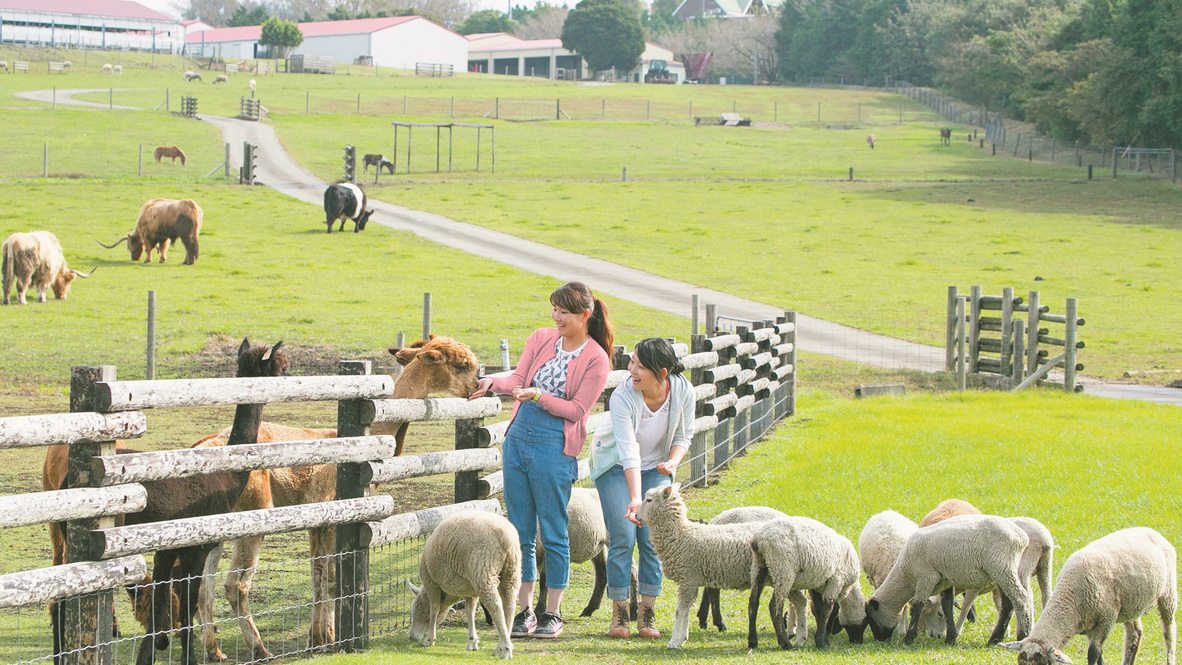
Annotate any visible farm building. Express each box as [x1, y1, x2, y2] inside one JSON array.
[[466, 33, 685, 83], [185, 16, 467, 73], [0, 0, 181, 52]]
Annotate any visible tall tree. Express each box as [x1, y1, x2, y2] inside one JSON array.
[[561, 0, 646, 73], [456, 9, 515, 34], [259, 16, 304, 58], [228, 2, 269, 25], [515, 4, 569, 39]]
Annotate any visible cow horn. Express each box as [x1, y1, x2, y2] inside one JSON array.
[[96, 236, 128, 249], [71, 266, 98, 278]]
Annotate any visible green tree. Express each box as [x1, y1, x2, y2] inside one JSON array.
[[259, 16, 303, 59], [326, 5, 351, 20], [228, 3, 268, 26], [561, 0, 645, 73], [456, 9, 516, 35]]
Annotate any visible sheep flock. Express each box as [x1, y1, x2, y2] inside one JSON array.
[[414, 495, 1175, 665]]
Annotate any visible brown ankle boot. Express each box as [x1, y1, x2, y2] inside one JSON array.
[[637, 600, 660, 638], [607, 600, 630, 638]]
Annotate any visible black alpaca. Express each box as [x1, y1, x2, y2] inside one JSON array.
[[53, 338, 288, 665]]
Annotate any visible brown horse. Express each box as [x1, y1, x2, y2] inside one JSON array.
[[939, 128, 951, 146], [154, 146, 187, 165]]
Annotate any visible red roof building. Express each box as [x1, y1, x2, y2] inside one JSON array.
[[0, 0, 181, 51]]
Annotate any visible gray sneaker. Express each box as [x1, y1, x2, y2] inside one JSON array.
[[510, 608, 536, 638], [532, 611, 563, 638]]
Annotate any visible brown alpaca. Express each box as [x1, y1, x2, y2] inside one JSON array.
[[53, 338, 289, 665], [98, 198, 202, 265], [154, 146, 187, 165], [195, 335, 480, 659]]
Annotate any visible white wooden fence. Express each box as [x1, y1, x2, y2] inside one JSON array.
[[0, 313, 797, 664]]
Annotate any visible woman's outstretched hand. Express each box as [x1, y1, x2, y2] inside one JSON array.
[[625, 497, 642, 526], [468, 377, 493, 400]]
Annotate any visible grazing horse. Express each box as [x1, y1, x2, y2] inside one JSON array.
[[154, 146, 187, 165], [940, 127, 951, 146], [867, 134, 877, 150]]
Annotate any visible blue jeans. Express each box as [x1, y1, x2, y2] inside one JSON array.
[[502, 399, 577, 588], [594, 465, 671, 600]]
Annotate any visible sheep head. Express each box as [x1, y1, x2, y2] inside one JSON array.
[[406, 581, 448, 645], [1001, 639, 1074, 664], [635, 482, 684, 527], [863, 597, 899, 642]]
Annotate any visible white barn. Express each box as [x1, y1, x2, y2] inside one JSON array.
[[466, 33, 685, 83], [186, 16, 467, 72], [0, 0, 181, 52]]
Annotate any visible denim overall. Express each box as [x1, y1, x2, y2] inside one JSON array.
[[502, 399, 578, 587]]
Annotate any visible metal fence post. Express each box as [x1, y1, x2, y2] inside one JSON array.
[[1064, 299, 1079, 393], [422, 293, 432, 341]]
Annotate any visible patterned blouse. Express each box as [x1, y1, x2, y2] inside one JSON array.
[[532, 338, 587, 399]]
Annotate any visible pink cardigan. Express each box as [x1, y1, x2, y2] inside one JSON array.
[[487, 327, 611, 458]]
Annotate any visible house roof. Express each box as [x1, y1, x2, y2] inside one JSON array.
[[0, 0, 175, 22], [186, 15, 448, 44], [469, 36, 566, 53]]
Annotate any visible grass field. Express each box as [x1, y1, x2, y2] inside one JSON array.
[[0, 45, 1178, 665]]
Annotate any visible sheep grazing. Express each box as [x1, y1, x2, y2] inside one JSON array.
[[101, 63, 113, 74], [635, 484, 772, 649], [859, 510, 923, 631], [1002, 527, 1176, 665], [184, 70, 201, 82], [113, 64, 123, 75], [921, 498, 982, 527], [867, 134, 877, 149], [409, 510, 520, 659], [930, 516, 1055, 641], [0, 61, 8, 71], [212, 74, 227, 84], [698, 506, 790, 633], [748, 517, 867, 650], [919, 498, 984, 629], [61, 61, 71, 69], [864, 514, 1033, 646]]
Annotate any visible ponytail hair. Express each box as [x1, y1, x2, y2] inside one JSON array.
[[633, 337, 684, 379], [551, 281, 614, 360]]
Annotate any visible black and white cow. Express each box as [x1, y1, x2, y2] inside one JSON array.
[[323, 183, 373, 233]]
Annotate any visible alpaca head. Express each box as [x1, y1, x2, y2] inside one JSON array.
[[237, 338, 289, 378], [389, 335, 479, 398]]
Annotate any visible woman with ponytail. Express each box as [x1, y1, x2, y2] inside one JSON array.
[[587, 337, 695, 639], [468, 281, 613, 639]]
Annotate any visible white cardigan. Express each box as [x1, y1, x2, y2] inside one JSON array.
[[589, 373, 696, 478]]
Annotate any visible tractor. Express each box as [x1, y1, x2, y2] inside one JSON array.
[[644, 59, 675, 84]]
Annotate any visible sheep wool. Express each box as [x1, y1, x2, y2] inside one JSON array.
[[1003, 527, 1176, 665], [920, 498, 982, 527], [635, 484, 766, 649], [865, 514, 1032, 646], [749, 516, 868, 650], [408, 510, 521, 659]]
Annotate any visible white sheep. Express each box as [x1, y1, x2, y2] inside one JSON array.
[[1002, 527, 1176, 665], [929, 516, 1055, 640], [62, 60, 71, 69], [635, 484, 770, 649], [864, 514, 1033, 646], [249, 78, 256, 93], [0, 61, 8, 71], [101, 63, 113, 74], [698, 506, 794, 633], [919, 498, 985, 630], [408, 510, 520, 659], [213, 74, 227, 84], [184, 70, 201, 82], [113, 64, 122, 75], [749, 516, 868, 650], [860, 510, 925, 630]]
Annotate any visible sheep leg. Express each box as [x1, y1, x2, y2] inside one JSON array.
[[771, 587, 793, 650], [711, 587, 726, 630], [997, 572, 1034, 641], [988, 591, 1015, 645], [421, 585, 441, 647], [1089, 640, 1106, 665], [809, 589, 833, 648], [697, 588, 714, 629], [465, 595, 480, 651], [581, 550, 607, 617], [225, 535, 272, 660], [788, 590, 808, 647], [1158, 591, 1177, 665], [533, 551, 548, 617], [668, 583, 697, 649], [630, 560, 639, 620], [1123, 618, 1143, 665], [941, 588, 959, 645], [747, 566, 769, 649], [957, 589, 981, 634], [904, 599, 925, 645], [495, 563, 519, 659]]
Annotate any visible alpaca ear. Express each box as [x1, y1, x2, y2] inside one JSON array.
[[428, 333, 437, 340], [418, 350, 443, 365], [267, 341, 284, 359], [239, 337, 251, 357]]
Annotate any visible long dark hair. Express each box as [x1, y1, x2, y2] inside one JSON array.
[[551, 281, 614, 359], [633, 337, 685, 379]]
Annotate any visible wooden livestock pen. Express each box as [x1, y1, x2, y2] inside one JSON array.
[[0, 314, 796, 665], [945, 286, 1084, 392]]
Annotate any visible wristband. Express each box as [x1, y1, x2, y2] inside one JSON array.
[[531, 390, 541, 402]]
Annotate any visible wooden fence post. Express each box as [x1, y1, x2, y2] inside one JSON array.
[[969, 286, 982, 373], [945, 286, 958, 371], [956, 298, 966, 391], [690, 334, 707, 485], [62, 365, 118, 665], [691, 294, 700, 337], [705, 304, 717, 335], [1026, 290, 1041, 377], [455, 417, 482, 502], [783, 311, 796, 418], [1001, 287, 1014, 377], [335, 360, 371, 652]]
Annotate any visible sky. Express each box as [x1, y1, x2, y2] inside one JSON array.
[[133, 0, 553, 20]]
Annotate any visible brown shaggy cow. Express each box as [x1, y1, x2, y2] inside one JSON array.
[[2, 231, 94, 305], [362, 153, 394, 174], [99, 198, 203, 265], [154, 146, 187, 165], [940, 127, 952, 146]]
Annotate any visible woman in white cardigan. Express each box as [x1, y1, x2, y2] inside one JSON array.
[[589, 337, 696, 639]]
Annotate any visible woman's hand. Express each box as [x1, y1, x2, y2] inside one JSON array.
[[512, 387, 541, 402], [656, 460, 677, 476], [625, 497, 642, 526], [468, 377, 494, 401]]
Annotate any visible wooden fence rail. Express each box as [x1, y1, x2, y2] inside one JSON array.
[[0, 307, 797, 665]]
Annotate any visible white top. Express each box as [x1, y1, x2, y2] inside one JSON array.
[[340, 182, 365, 219], [636, 393, 672, 470], [531, 338, 587, 398]]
